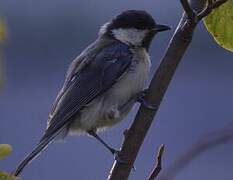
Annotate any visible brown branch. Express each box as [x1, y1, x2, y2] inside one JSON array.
[[148, 144, 165, 180], [107, 0, 228, 179], [198, 0, 228, 20], [180, 0, 196, 21], [157, 124, 233, 180]]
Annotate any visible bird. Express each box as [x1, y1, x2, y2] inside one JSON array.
[[13, 9, 170, 176]]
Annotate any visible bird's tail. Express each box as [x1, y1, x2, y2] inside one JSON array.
[[13, 137, 51, 176], [13, 116, 70, 176], [13, 124, 67, 176]]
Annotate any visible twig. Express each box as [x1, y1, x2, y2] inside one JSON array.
[[107, 0, 229, 179], [157, 124, 233, 180], [198, 0, 228, 20], [148, 144, 165, 180], [181, 0, 229, 24], [180, 0, 197, 21]]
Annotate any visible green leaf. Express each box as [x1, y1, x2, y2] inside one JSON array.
[[0, 144, 12, 160], [0, 172, 17, 180], [204, 0, 233, 52]]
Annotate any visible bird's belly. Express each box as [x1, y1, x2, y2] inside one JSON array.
[[69, 49, 150, 133]]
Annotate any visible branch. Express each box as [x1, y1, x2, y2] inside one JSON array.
[[198, 0, 228, 20], [181, 0, 228, 23], [180, 0, 197, 21], [107, 0, 229, 179], [157, 124, 233, 180], [148, 144, 165, 180]]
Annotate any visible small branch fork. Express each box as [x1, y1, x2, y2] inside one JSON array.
[[147, 144, 165, 180], [180, 0, 228, 24]]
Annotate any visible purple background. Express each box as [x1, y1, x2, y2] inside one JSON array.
[[0, 0, 233, 179]]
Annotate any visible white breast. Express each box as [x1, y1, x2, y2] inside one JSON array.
[[69, 47, 151, 133], [108, 47, 151, 103]]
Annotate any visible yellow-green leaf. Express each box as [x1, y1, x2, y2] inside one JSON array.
[[204, 0, 233, 52], [0, 172, 17, 180], [0, 144, 12, 160]]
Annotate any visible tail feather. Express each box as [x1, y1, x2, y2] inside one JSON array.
[[13, 138, 51, 176], [13, 125, 68, 176]]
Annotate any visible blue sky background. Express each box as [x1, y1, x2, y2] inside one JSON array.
[[0, 0, 233, 179]]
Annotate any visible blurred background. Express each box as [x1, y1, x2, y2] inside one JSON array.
[[0, 0, 233, 179]]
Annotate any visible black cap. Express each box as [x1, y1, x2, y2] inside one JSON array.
[[108, 10, 156, 31]]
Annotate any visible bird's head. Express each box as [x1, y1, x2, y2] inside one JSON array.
[[99, 10, 170, 50]]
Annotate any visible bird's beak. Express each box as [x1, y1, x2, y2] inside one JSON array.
[[151, 24, 171, 33]]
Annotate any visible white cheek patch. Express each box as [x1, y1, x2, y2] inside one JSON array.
[[112, 28, 148, 46]]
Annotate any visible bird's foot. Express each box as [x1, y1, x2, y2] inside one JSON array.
[[110, 148, 136, 171], [109, 148, 125, 164], [137, 89, 156, 110]]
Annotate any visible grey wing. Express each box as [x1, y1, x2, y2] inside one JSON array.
[[48, 47, 89, 120], [49, 40, 101, 120], [48, 57, 84, 123], [40, 42, 132, 142]]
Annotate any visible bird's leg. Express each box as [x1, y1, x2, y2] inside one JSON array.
[[88, 130, 117, 154], [88, 130, 136, 170], [87, 130, 124, 163], [136, 89, 156, 110]]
